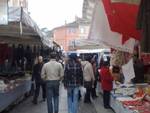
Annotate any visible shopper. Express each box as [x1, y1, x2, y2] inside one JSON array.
[[64, 53, 83, 113], [32, 56, 46, 104], [133, 58, 144, 83], [99, 61, 113, 109], [91, 59, 99, 99], [82, 55, 95, 103], [41, 52, 64, 113]]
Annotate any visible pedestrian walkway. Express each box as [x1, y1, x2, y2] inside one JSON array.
[[93, 94, 114, 113], [2, 84, 114, 113]]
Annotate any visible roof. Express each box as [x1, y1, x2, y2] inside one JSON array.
[[53, 18, 90, 30]]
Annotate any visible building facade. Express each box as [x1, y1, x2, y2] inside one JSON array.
[[8, 0, 28, 10], [53, 18, 90, 51], [82, 0, 96, 21]]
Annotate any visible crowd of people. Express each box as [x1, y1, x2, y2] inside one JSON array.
[[31, 52, 115, 113]]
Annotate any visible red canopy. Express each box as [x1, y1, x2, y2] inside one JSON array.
[[102, 0, 141, 43]]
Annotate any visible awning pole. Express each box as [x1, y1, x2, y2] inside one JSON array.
[[20, 7, 23, 35]]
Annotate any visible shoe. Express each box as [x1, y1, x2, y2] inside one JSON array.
[[104, 105, 111, 109], [32, 100, 37, 104], [92, 95, 98, 99], [43, 98, 46, 102]]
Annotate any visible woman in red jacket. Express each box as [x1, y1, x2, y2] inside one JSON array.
[[99, 61, 113, 109]]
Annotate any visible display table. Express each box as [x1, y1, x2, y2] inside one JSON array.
[[110, 94, 135, 113], [110, 92, 150, 113], [0, 80, 31, 112]]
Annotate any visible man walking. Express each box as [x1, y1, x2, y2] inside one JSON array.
[[82, 55, 95, 103], [32, 56, 46, 104], [41, 52, 64, 113], [64, 53, 83, 113]]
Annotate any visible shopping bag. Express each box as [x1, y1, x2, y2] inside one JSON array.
[[79, 86, 86, 100]]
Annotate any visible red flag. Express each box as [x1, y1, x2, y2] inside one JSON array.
[[102, 0, 141, 43]]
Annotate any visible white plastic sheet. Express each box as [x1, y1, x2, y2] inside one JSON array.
[[89, 0, 136, 53], [122, 59, 135, 83]]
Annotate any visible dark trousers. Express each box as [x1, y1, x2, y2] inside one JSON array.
[[103, 90, 110, 108], [46, 80, 59, 113], [84, 87, 92, 103], [33, 82, 46, 102], [91, 80, 97, 98], [84, 81, 92, 103]]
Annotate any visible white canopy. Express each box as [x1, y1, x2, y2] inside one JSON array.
[[69, 39, 109, 50], [0, 7, 53, 47]]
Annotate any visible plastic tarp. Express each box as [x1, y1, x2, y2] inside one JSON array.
[[102, 0, 140, 43], [0, 7, 53, 47], [88, 0, 136, 53], [69, 39, 109, 50]]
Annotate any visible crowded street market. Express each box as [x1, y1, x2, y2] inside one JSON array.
[[0, 0, 150, 113]]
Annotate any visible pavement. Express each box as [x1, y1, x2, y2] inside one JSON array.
[[1, 84, 114, 113]]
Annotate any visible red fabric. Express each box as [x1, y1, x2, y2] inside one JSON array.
[[0, 44, 10, 64], [102, 0, 141, 43], [99, 67, 113, 91]]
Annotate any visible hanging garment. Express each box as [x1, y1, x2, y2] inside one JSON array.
[[137, 0, 150, 52]]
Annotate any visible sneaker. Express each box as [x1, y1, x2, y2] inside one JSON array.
[[92, 95, 98, 99]]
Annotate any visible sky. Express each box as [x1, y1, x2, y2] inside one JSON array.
[[28, 0, 83, 30]]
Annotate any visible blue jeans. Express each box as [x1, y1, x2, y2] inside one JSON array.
[[67, 87, 79, 113], [46, 81, 59, 113]]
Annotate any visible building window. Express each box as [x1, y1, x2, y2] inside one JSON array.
[[68, 28, 76, 34], [80, 28, 85, 34]]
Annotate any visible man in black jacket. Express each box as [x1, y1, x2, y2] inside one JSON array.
[[32, 56, 46, 104]]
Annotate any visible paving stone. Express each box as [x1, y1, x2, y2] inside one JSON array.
[[4, 85, 114, 113]]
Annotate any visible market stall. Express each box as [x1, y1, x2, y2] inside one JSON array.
[[88, 0, 150, 113], [110, 83, 150, 113], [0, 7, 53, 112]]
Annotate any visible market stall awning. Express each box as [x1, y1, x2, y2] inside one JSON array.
[[0, 7, 53, 47], [89, 0, 137, 53], [69, 39, 109, 50], [102, 0, 140, 43]]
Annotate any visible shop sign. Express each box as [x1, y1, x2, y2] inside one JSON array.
[[141, 53, 150, 65], [0, 0, 8, 25]]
